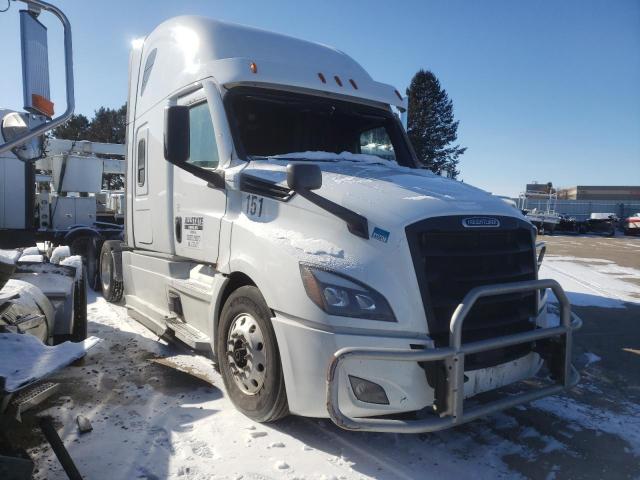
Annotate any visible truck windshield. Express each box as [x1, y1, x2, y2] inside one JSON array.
[[226, 88, 416, 168]]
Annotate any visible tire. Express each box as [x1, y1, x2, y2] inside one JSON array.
[[86, 236, 103, 291], [217, 286, 288, 423], [70, 237, 89, 257], [71, 265, 88, 342], [100, 240, 123, 303]]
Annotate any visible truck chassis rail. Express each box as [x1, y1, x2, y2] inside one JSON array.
[[326, 279, 582, 433]]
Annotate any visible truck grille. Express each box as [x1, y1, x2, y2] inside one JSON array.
[[406, 216, 538, 353]]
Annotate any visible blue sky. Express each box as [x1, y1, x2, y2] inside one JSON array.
[[1, 0, 638, 196]]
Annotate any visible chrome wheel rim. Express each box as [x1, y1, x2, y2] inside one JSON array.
[[226, 313, 267, 395]]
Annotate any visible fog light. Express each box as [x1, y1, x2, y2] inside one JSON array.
[[348, 375, 389, 405]]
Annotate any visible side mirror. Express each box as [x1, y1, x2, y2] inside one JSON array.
[[164, 105, 189, 164], [1, 112, 43, 161], [287, 163, 322, 191]]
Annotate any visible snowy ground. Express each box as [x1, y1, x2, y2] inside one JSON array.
[[18, 235, 640, 479]]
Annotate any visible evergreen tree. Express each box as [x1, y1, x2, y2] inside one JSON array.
[[406, 70, 466, 178], [51, 113, 90, 140], [51, 104, 127, 144], [86, 104, 127, 144]]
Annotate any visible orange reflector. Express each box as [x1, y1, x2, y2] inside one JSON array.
[[318, 72, 326, 83], [394, 89, 403, 101], [349, 79, 358, 90], [32, 94, 54, 118], [334, 75, 343, 87], [249, 62, 258, 74]]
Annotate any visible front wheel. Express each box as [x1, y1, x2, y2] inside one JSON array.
[[217, 286, 288, 423]]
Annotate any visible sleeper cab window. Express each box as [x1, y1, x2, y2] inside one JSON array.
[[188, 102, 219, 170], [140, 48, 157, 96], [359, 126, 396, 161], [137, 138, 146, 186]]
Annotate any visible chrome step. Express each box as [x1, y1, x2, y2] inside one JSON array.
[[165, 317, 210, 351], [10, 381, 59, 421]]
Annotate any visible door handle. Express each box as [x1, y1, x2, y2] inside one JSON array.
[[175, 216, 182, 243]]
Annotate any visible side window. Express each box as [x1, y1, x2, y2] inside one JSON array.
[[137, 138, 146, 186], [359, 126, 396, 161], [188, 102, 219, 170]]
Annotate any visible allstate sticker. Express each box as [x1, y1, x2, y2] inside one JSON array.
[[184, 216, 204, 248], [372, 227, 390, 243]]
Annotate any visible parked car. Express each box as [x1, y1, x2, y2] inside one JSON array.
[[556, 215, 580, 234], [623, 213, 640, 236], [579, 213, 618, 236]]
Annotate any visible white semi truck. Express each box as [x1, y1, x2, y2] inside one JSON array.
[[96, 16, 581, 432]]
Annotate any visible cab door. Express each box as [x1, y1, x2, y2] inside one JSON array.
[[172, 88, 227, 263], [133, 125, 153, 245]]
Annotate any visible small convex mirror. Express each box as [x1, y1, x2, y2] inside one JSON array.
[[0, 111, 44, 161]]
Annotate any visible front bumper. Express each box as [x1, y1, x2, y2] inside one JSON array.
[[326, 279, 581, 433]]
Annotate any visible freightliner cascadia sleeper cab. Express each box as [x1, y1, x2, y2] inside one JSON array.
[[99, 16, 581, 432]]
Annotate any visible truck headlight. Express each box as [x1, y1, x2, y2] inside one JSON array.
[[299, 264, 396, 322]]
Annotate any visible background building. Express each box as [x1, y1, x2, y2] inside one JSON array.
[[557, 186, 640, 201], [516, 184, 640, 220]]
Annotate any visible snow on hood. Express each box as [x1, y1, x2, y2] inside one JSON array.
[[241, 155, 522, 227], [267, 150, 397, 166]]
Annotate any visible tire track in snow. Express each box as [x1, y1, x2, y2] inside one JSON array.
[[302, 418, 421, 480], [542, 261, 627, 302]]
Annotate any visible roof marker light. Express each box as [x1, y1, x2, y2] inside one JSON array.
[[318, 72, 326, 83], [249, 62, 258, 74], [349, 79, 358, 90], [334, 75, 343, 87]]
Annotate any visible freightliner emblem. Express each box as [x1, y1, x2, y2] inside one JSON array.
[[462, 217, 500, 228]]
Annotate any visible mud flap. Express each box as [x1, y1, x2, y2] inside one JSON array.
[[111, 249, 123, 282]]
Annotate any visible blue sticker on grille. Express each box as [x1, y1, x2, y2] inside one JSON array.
[[372, 227, 390, 243]]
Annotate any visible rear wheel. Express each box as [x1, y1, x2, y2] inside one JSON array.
[[100, 241, 123, 303], [70, 237, 89, 257], [86, 237, 103, 291], [217, 286, 288, 423]]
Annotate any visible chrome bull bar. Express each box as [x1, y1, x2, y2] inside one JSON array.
[[326, 279, 582, 433]]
